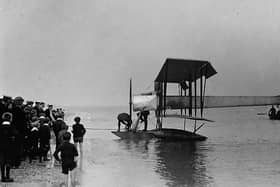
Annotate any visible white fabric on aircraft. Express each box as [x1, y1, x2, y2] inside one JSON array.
[[133, 94, 157, 111]]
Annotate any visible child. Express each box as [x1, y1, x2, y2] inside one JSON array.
[[0, 112, 15, 182], [53, 132, 78, 186], [58, 125, 69, 148], [28, 118, 39, 163], [72, 117, 86, 154], [52, 116, 67, 150], [38, 118, 51, 162]]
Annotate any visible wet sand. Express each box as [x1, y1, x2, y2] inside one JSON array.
[[4, 160, 64, 187]]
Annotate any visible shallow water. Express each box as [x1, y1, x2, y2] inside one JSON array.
[[65, 106, 280, 187]]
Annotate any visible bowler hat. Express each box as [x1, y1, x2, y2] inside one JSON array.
[[3, 96, 12, 101], [14, 96, 24, 101]]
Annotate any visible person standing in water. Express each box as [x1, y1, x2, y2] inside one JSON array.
[[117, 113, 132, 131], [140, 110, 150, 131], [276, 105, 280, 120], [268, 105, 276, 119], [72, 117, 86, 155], [53, 132, 78, 187]]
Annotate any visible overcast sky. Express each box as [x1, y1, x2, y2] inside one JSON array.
[[0, 0, 280, 106]]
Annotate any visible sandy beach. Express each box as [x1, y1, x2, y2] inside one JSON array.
[[0, 131, 82, 187], [3, 160, 64, 187]]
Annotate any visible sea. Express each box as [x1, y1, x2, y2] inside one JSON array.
[[63, 105, 280, 187]]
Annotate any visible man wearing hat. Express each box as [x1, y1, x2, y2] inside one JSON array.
[[0, 96, 12, 120], [53, 115, 67, 150], [33, 102, 41, 117], [38, 102, 45, 117], [38, 118, 51, 162], [45, 104, 55, 122], [0, 112, 16, 182], [27, 116, 39, 163], [0, 98, 8, 124], [25, 101, 34, 107], [11, 96, 27, 167], [23, 101, 34, 122], [2, 96, 12, 103]]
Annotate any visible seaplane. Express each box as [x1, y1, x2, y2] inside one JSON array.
[[112, 58, 280, 141]]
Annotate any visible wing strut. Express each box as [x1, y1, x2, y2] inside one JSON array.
[[129, 78, 132, 119], [188, 79, 192, 117], [194, 71, 197, 132]]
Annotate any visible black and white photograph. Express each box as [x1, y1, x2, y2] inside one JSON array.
[[0, 0, 280, 186]]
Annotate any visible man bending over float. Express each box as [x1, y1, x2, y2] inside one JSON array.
[[117, 113, 132, 132]]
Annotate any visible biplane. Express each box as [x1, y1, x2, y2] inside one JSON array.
[[112, 58, 280, 141]]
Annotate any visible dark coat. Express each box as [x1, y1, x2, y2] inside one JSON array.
[[52, 119, 66, 136], [58, 129, 68, 146], [0, 121, 15, 152], [72, 123, 86, 138], [117, 113, 132, 126], [38, 124, 50, 144], [12, 106, 27, 135], [53, 141, 78, 164], [0, 103, 7, 124], [0, 121, 16, 164], [28, 127, 39, 148]]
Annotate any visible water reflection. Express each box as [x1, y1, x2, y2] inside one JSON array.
[[117, 138, 151, 154], [154, 140, 212, 187], [116, 139, 213, 187]]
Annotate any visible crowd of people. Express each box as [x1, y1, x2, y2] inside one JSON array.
[[0, 95, 86, 185]]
